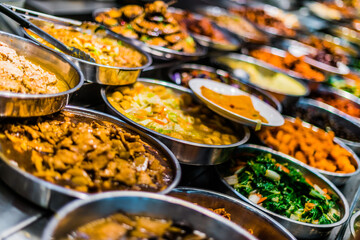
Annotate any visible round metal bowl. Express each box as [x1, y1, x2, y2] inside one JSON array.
[[309, 85, 360, 123], [278, 39, 350, 75], [259, 116, 360, 186], [22, 15, 152, 85], [168, 187, 296, 240], [228, 2, 303, 39], [42, 191, 257, 240], [212, 53, 309, 109], [168, 63, 282, 112], [197, 6, 270, 44], [101, 78, 250, 165], [168, 7, 241, 51], [350, 210, 360, 238], [245, 46, 333, 89], [93, 8, 207, 61], [0, 106, 181, 211], [331, 25, 360, 47], [0, 31, 84, 117], [216, 144, 350, 239], [291, 97, 360, 155]]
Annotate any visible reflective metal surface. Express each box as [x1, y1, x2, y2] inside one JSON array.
[[246, 46, 335, 89], [168, 187, 296, 240], [21, 15, 152, 85], [42, 192, 258, 240], [167, 63, 282, 112], [216, 144, 350, 239], [197, 6, 270, 44], [0, 31, 83, 117], [101, 78, 250, 165], [0, 183, 45, 239], [212, 53, 309, 109], [292, 97, 360, 155], [279, 39, 350, 75], [311, 85, 360, 123], [230, 2, 303, 39], [350, 210, 360, 238], [331, 25, 360, 47], [0, 106, 181, 211], [93, 8, 208, 61]]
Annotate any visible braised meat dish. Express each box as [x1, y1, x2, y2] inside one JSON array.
[[0, 111, 174, 193], [95, 1, 196, 53], [172, 11, 229, 44], [0, 41, 65, 94]]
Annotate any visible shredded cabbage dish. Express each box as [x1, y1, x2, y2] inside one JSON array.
[[107, 82, 239, 145]]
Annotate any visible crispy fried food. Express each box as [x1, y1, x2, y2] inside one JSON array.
[[259, 118, 356, 173]]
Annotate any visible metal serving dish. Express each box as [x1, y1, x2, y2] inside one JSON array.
[[93, 8, 207, 61], [260, 116, 360, 186], [168, 187, 296, 240], [308, 85, 360, 123], [0, 106, 181, 211], [0, 31, 83, 117], [101, 78, 250, 165], [291, 97, 360, 155], [216, 144, 350, 239], [212, 53, 309, 109], [299, 31, 359, 58], [168, 7, 241, 51], [278, 39, 350, 75], [228, 2, 303, 39], [331, 25, 360, 47], [168, 63, 282, 112], [42, 192, 257, 240], [350, 210, 360, 238], [21, 14, 152, 85], [246, 46, 341, 86], [197, 6, 269, 44]]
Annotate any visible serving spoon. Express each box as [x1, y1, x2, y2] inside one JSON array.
[[0, 3, 96, 63]]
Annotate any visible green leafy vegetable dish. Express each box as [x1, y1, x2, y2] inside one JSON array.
[[224, 153, 341, 224]]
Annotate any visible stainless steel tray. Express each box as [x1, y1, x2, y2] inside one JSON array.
[[211, 53, 309, 109], [20, 13, 152, 85], [93, 8, 208, 61], [169, 187, 296, 240], [216, 144, 350, 239], [42, 192, 257, 240], [101, 78, 250, 165], [0, 31, 84, 117], [0, 106, 181, 211]]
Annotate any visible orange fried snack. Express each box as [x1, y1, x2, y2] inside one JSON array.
[[258, 118, 356, 173], [250, 49, 325, 82], [201, 86, 268, 123]]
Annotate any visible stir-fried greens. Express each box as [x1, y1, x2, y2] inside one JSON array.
[[225, 153, 341, 224]]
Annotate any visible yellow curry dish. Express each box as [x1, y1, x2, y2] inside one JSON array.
[[200, 86, 268, 123], [26, 22, 146, 68], [217, 56, 307, 96], [107, 82, 240, 145]]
